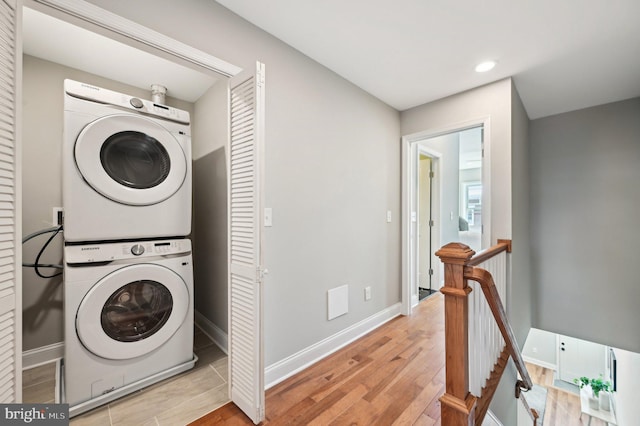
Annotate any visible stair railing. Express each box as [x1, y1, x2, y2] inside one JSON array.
[[436, 240, 533, 425]]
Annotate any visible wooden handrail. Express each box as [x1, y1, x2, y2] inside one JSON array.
[[467, 239, 511, 266], [436, 239, 531, 425], [464, 266, 533, 392]]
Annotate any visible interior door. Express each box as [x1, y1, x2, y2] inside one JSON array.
[[228, 61, 265, 424], [0, 0, 22, 403], [558, 335, 606, 384]]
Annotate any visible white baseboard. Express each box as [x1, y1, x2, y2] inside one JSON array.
[[522, 355, 556, 371], [265, 303, 402, 389], [411, 294, 419, 308], [22, 342, 64, 370], [194, 310, 228, 354]]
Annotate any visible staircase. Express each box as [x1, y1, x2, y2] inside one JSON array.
[[436, 240, 538, 425]]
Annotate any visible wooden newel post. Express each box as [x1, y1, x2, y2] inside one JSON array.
[[435, 242, 477, 426]]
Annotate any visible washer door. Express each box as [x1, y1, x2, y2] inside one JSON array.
[[74, 114, 187, 206], [76, 263, 189, 360]]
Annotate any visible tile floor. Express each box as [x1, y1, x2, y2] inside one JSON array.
[[22, 326, 229, 426]]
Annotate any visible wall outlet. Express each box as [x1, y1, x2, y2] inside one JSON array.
[[52, 207, 63, 226], [364, 286, 371, 301]]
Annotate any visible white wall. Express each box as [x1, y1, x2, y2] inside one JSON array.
[[84, 0, 402, 368], [523, 328, 557, 368], [418, 134, 460, 248], [612, 347, 640, 426]]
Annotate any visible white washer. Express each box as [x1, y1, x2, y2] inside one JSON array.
[[63, 79, 192, 242], [63, 238, 195, 417]]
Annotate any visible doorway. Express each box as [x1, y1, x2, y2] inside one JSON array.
[[18, 1, 265, 423], [417, 152, 438, 301], [402, 121, 488, 314]]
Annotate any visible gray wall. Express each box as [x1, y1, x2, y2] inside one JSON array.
[[22, 54, 193, 351], [84, 0, 401, 366], [511, 82, 532, 346], [530, 97, 640, 353], [192, 81, 229, 335]]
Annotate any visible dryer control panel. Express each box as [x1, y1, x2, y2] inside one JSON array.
[[65, 239, 191, 264], [64, 79, 190, 125]]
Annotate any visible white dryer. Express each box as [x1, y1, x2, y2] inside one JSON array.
[[62, 238, 195, 417], [63, 79, 192, 242]]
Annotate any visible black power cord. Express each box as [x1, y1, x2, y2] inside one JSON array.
[[22, 225, 63, 279]]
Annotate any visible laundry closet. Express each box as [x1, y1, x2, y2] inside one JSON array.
[[19, 2, 250, 421]]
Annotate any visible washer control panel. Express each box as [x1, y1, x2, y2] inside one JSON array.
[[65, 239, 191, 264]]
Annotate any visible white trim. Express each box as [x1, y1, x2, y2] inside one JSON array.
[[22, 342, 64, 370], [401, 117, 491, 316], [265, 303, 402, 389], [14, 0, 24, 402], [194, 310, 228, 355], [31, 0, 242, 77], [523, 355, 557, 371], [483, 409, 504, 426]]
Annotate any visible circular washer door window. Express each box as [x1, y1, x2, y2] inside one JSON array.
[[74, 114, 187, 206], [76, 263, 189, 360]]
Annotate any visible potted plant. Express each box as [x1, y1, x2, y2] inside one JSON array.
[[573, 376, 612, 411], [590, 377, 613, 411], [574, 376, 599, 409]]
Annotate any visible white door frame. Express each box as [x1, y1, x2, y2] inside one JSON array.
[[401, 117, 491, 315]]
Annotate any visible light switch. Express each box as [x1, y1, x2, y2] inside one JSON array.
[[264, 208, 273, 227], [386, 211, 392, 223], [411, 212, 417, 222]]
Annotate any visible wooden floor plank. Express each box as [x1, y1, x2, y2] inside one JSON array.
[[192, 301, 594, 426], [526, 362, 608, 426], [190, 293, 446, 425]]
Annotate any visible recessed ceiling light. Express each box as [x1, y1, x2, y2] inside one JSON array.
[[475, 61, 496, 73]]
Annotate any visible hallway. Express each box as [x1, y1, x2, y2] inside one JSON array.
[[192, 294, 445, 425]]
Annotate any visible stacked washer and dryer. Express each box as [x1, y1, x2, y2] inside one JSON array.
[[61, 80, 196, 417]]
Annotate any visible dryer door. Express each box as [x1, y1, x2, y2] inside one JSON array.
[[76, 263, 189, 360], [74, 114, 187, 206]]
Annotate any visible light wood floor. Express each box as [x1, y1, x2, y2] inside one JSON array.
[[192, 296, 609, 426], [526, 362, 607, 426], [191, 292, 446, 425], [23, 326, 230, 425]]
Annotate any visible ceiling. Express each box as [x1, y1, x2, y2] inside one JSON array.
[[22, 7, 219, 103], [215, 0, 640, 119]]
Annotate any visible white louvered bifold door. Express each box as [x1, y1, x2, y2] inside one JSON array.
[[0, 0, 21, 403], [228, 61, 265, 424]]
